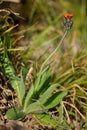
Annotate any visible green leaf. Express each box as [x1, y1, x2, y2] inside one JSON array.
[[25, 101, 44, 114], [4, 57, 20, 95], [36, 114, 58, 128], [21, 66, 28, 82], [24, 90, 67, 114], [19, 69, 26, 105], [39, 83, 59, 104], [44, 91, 67, 109], [4, 57, 26, 105], [6, 107, 25, 120], [35, 66, 51, 94], [23, 83, 35, 110]]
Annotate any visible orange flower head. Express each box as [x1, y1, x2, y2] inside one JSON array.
[[63, 14, 74, 19], [63, 13, 73, 29]]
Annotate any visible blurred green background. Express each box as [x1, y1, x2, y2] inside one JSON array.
[[1, 0, 87, 75]]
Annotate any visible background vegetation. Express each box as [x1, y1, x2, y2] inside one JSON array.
[[0, 0, 87, 130]]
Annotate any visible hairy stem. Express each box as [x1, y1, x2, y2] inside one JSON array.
[[40, 30, 68, 73]]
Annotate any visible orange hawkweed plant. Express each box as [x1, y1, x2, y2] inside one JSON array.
[[5, 14, 73, 120]]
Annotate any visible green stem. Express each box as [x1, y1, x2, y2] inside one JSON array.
[[40, 30, 68, 73]]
